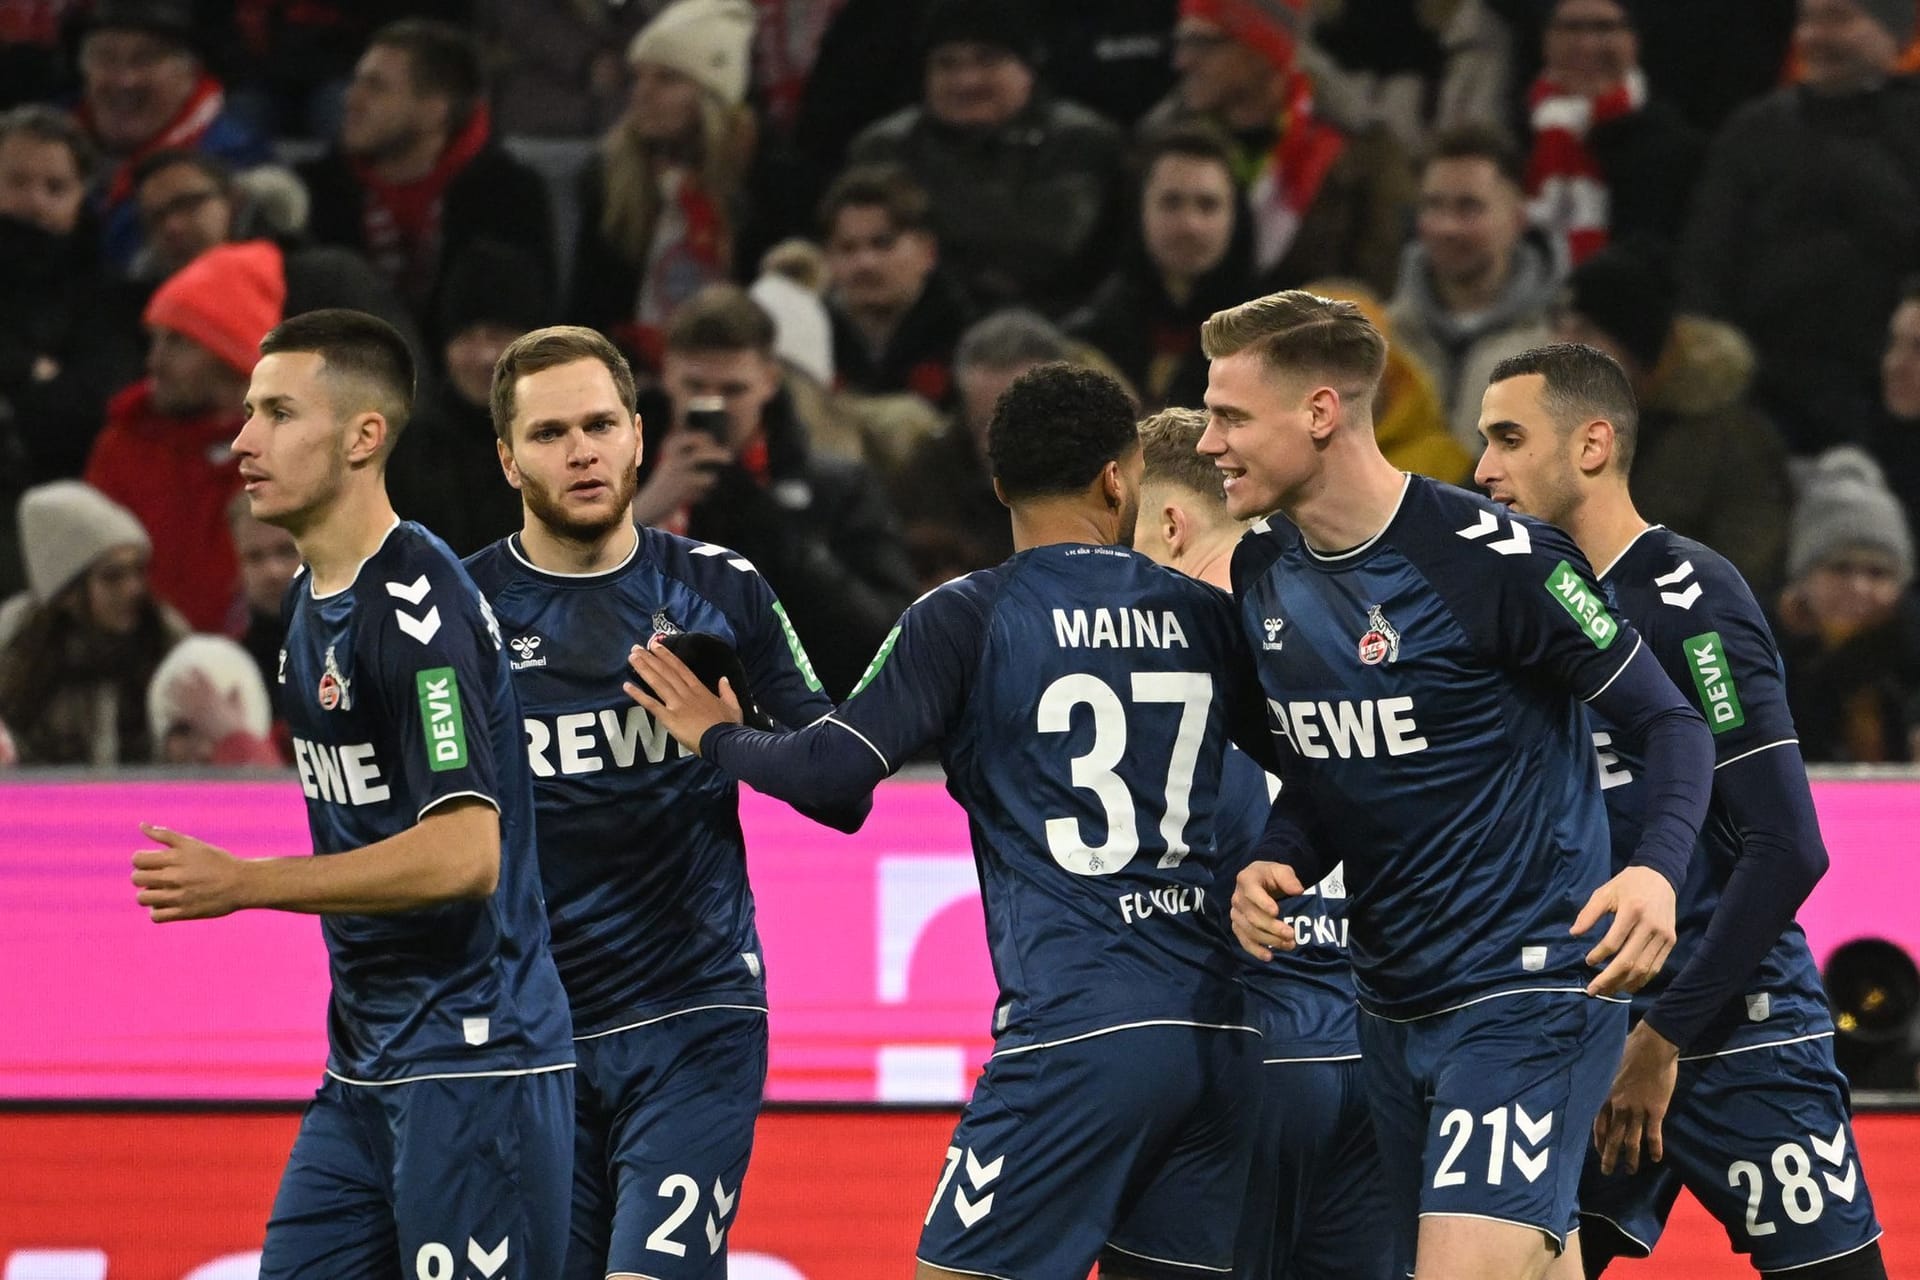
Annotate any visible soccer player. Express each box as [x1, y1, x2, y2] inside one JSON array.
[[1133, 405, 1392, 1280], [627, 362, 1276, 1280], [128, 309, 575, 1275], [463, 325, 862, 1280], [1212, 292, 1715, 1280], [1474, 343, 1886, 1280]]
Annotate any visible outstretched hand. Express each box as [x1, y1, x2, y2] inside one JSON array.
[[131, 823, 249, 922], [623, 637, 744, 756], [1230, 861, 1304, 961]]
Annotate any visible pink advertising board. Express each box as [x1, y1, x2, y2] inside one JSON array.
[[1, 775, 1915, 1102]]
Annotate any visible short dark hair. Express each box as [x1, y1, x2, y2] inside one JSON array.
[[664, 284, 776, 356], [1138, 407, 1222, 503], [988, 362, 1139, 501], [1488, 343, 1641, 474], [371, 19, 485, 128], [132, 146, 232, 194], [260, 308, 417, 456], [955, 309, 1071, 373], [491, 325, 637, 444], [0, 104, 97, 178], [818, 162, 934, 238], [1136, 122, 1236, 185], [1423, 122, 1525, 189]]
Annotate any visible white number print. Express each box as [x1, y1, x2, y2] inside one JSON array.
[[413, 1243, 453, 1280], [1727, 1130, 1856, 1241], [1431, 1104, 1554, 1189], [1035, 672, 1213, 875], [647, 1172, 742, 1259]]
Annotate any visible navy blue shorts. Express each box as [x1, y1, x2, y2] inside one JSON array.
[[1239, 1055, 1393, 1280], [1358, 991, 1628, 1276], [917, 1022, 1257, 1280], [1578, 1033, 1883, 1273], [259, 1067, 574, 1280], [566, 1006, 768, 1280]]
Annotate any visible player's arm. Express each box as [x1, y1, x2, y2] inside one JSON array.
[[627, 583, 983, 822], [1230, 790, 1321, 960], [132, 798, 500, 921]]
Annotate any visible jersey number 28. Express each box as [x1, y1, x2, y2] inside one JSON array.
[[1036, 672, 1212, 876]]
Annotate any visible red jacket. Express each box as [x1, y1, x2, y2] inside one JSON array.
[[84, 381, 245, 632]]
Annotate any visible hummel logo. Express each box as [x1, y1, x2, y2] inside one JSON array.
[[1262, 616, 1286, 651], [509, 635, 547, 670], [1456, 509, 1532, 556], [1656, 560, 1702, 609]]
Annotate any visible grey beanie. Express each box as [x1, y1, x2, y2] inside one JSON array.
[[17, 480, 150, 603], [1786, 447, 1915, 585], [1853, 0, 1918, 47]]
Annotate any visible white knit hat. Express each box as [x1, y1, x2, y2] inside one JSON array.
[[17, 480, 151, 603], [627, 0, 757, 110], [146, 634, 274, 740]]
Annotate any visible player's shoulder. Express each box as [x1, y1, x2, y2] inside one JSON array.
[[1396, 475, 1584, 571], [460, 535, 516, 594], [1610, 527, 1762, 617], [640, 527, 774, 605], [1230, 512, 1301, 594], [358, 521, 498, 647]]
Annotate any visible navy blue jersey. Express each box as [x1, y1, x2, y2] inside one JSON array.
[[1233, 476, 1653, 1020], [827, 545, 1266, 1050], [464, 529, 835, 1035], [1594, 527, 1831, 1053], [278, 521, 572, 1081], [1216, 745, 1358, 1057]]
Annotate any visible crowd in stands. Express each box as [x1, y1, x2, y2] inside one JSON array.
[[0, 0, 1917, 768]]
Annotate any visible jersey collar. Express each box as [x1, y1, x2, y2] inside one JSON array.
[[308, 518, 402, 601], [506, 528, 641, 581], [1301, 473, 1412, 565], [1594, 523, 1664, 582]]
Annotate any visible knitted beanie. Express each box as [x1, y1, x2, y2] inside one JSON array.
[[919, 0, 1043, 66], [146, 634, 274, 740], [1786, 447, 1915, 586], [1179, 0, 1309, 72], [627, 0, 757, 111], [144, 239, 287, 376], [17, 480, 150, 603]]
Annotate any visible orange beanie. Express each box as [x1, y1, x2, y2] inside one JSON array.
[[144, 239, 288, 376]]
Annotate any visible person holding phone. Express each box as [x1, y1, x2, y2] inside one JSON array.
[[632, 283, 917, 696]]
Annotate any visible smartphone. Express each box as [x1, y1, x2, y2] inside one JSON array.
[[684, 395, 729, 444]]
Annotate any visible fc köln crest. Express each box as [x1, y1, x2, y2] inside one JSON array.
[[317, 645, 352, 711], [1357, 605, 1400, 666]]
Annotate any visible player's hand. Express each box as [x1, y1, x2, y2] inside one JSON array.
[[1573, 865, 1677, 996], [1593, 1021, 1680, 1175], [131, 824, 251, 922], [631, 432, 732, 526], [623, 638, 743, 754], [1230, 861, 1303, 960]]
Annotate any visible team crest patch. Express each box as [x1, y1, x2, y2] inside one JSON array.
[[317, 645, 352, 711], [651, 610, 683, 637], [1356, 605, 1400, 666]]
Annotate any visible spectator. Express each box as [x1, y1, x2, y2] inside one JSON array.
[[85, 240, 283, 631], [820, 162, 973, 405], [130, 149, 420, 348], [1388, 124, 1558, 448], [225, 492, 299, 697], [750, 238, 837, 387], [887, 309, 1071, 588], [1068, 124, 1253, 413], [1306, 0, 1513, 154], [1875, 278, 1920, 527], [570, 0, 759, 368], [634, 284, 917, 696], [298, 19, 554, 325], [0, 0, 80, 110], [1679, 0, 1920, 454], [1553, 242, 1792, 593], [75, 0, 271, 270], [146, 632, 281, 765], [1143, 0, 1416, 297], [1305, 277, 1473, 483], [388, 240, 548, 557], [1775, 448, 1920, 763], [480, 0, 656, 138], [848, 0, 1129, 316], [0, 480, 184, 765], [0, 107, 145, 540], [1524, 0, 1705, 265]]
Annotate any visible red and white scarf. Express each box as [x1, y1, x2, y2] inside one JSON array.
[[1526, 67, 1646, 267], [88, 71, 228, 206], [352, 103, 493, 306], [1244, 71, 1346, 275]]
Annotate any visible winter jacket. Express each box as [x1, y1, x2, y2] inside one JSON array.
[[1387, 234, 1559, 448], [850, 95, 1129, 317], [1774, 591, 1920, 764], [1631, 317, 1792, 595], [82, 382, 245, 632], [1679, 77, 1920, 452], [387, 382, 526, 560], [636, 383, 919, 698], [1580, 96, 1707, 251], [829, 269, 976, 406]]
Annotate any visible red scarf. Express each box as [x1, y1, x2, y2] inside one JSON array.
[[1525, 69, 1646, 267], [622, 169, 731, 371], [89, 71, 228, 205], [351, 103, 493, 303], [1244, 72, 1346, 275]]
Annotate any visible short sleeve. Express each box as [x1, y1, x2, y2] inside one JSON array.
[[829, 579, 990, 770], [364, 569, 506, 821]]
